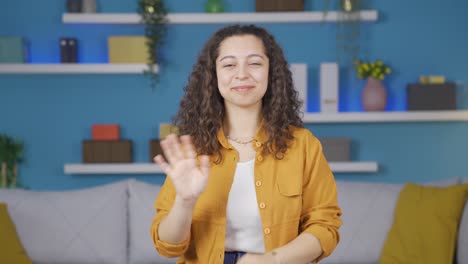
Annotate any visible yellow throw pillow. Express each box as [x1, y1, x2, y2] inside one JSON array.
[[0, 203, 33, 264], [379, 183, 468, 264]]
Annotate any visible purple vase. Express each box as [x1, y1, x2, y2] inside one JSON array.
[[361, 77, 387, 111]]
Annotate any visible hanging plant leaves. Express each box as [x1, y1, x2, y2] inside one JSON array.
[[137, 0, 168, 89]]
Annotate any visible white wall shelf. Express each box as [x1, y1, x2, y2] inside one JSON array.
[[303, 110, 468, 123], [64, 161, 378, 174], [329, 162, 378, 173], [0, 63, 155, 74], [64, 163, 164, 174], [62, 10, 378, 24]]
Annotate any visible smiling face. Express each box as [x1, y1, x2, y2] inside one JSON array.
[[215, 34, 269, 110]]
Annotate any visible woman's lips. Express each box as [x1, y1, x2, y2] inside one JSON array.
[[231, 85, 255, 92]]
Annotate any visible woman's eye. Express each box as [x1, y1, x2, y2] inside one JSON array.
[[223, 64, 234, 68], [250, 62, 262, 66]]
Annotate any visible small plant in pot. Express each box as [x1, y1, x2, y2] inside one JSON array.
[[355, 59, 392, 111], [0, 134, 25, 188], [137, 0, 168, 89]]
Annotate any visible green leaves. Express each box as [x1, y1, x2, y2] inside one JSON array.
[[137, 0, 168, 89], [0, 134, 24, 189], [0, 134, 24, 164]]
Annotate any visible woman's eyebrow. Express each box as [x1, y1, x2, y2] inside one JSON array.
[[246, 54, 265, 60], [219, 54, 265, 62], [219, 55, 235, 62]]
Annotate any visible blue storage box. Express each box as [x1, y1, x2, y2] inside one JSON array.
[[0, 37, 29, 63]]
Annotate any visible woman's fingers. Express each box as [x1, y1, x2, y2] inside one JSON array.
[[160, 139, 177, 165], [199, 155, 210, 177], [158, 134, 208, 180], [153, 155, 172, 175], [166, 134, 184, 161], [180, 135, 196, 159]]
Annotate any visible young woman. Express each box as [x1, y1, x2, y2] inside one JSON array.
[[151, 25, 342, 264]]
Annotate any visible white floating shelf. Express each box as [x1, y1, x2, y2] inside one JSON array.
[[303, 110, 468, 123], [0, 63, 156, 74], [64, 161, 377, 174], [64, 163, 163, 174], [329, 162, 378, 173], [62, 10, 378, 24]]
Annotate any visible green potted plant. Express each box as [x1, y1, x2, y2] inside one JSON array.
[[137, 0, 168, 88], [0, 134, 25, 188], [355, 59, 392, 111]]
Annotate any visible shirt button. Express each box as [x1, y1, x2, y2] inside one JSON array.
[[255, 141, 262, 147], [257, 156, 263, 162], [264, 228, 271, 235], [255, 180, 262, 187], [259, 202, 266, 209]]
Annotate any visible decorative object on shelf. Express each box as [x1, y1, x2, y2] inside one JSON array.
[[83, 140, 133, 163], [66, 0, 82, 13], [419, 75, 446, 84], [341, 0, 357, 12], [92, 124, 120, 140], [320, 62, 339, 113], [0, 134, 24, 189], [256, 0, 304, 12], [356, 59, 391, 111], [361, 77, 387, 111], [137, 0, 168, 89], [159, 123, 179, 139], [60, 37, 78, 63], [205, 0, 224, 13], [149, 139, 165, 161], [407, 83, 456, 111], [319, 138, 351, 161], [149, 123, 178, 162], [83, 124, 132, 163], [290, 64, 308, 113], [108, 36, 149, 63], [0, 37, 29, 63], [81, 0, 98, 13]]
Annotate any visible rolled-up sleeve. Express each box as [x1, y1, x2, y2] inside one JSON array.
[[300, 135, 342, 262], [150, 177, 190, 258]]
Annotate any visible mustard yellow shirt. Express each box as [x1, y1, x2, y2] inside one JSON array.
[[151, 126, 342, 263]]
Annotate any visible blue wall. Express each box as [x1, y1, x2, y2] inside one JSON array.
[[1, 0, 467, 190]]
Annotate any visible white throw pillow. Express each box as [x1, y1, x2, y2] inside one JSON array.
[[322, 178, 460, 264], [128, 179, 178, 264], [458, 177, 468, 264], [0, 179, 128, 264]]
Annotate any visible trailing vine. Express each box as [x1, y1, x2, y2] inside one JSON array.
[[137, 0, 168, 89]]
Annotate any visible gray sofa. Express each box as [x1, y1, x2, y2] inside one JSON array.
[[1, 177, 467, 264]]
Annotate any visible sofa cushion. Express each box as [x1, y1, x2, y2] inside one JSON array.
[[0, 203, 32, 264], [0, 180, 128, 264], [322, 178, 459, 264], [128, 179, 177, 264], [458, 177, 468, 264], [379, 183, 468, 264]]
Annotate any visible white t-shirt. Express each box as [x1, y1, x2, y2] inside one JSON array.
[[225, 159, 265, 253]]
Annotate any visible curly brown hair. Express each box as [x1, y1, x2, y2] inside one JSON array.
[[173, 24, 303, 163]]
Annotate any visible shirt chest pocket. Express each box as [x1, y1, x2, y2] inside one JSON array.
[[275, 172, 303, 221]]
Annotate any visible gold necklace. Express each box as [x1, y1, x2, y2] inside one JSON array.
[[226, 135, 254, 145]]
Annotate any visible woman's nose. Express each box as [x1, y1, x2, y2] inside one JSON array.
[[235, 64, 248, 79]]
